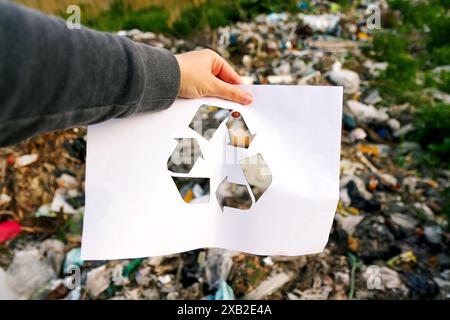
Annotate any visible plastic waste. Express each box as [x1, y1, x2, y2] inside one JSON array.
[[112, 264, 129, 286], [363, 60, 388, 78], [326, 62, 360, 94], [387, 251, 417, 268], [390, 213, 418, 231], [346, 100, 389, 123], [387, 118, 401, 131], [267, 74, 295, 84], [86, 265, 111, 298], [393, 123, 414, 138], [350, 128, 367, 141], [158, 274, 172, 285], [34, 204, 57, 218], [0, 193, 11, 206], [39, 239, 65, 274], [56, 173, 78, 189], [413, 203, 434, 220], [135, 266, 151, 287], [298, 14, 340, 33], [14, 154, 38, 168], [64, 287, 81, 300], [244, 272, 294, 299], [63, 247, 84, 273], [50, 188, 83, 215], [5, 248, 56, 299], [424, 226, 442, 245], [400, 269, 439, 299], [213, 281, 235, 300], [0, 220, 21, 243], [122, 258, 144, 278], [335, 214, 365, 235], [205, 249, 233, 290], [362, 89, 382, 105], [0, 268, 19, 299]]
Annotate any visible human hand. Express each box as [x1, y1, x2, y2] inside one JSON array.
[[175, 49, 253, 105]]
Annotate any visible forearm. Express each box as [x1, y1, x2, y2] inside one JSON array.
[[0, 1, 180, 147]]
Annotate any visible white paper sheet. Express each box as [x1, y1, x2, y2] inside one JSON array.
[[81, 85, 343, 260]]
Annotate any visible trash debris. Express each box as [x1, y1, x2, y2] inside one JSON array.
[[243, 271, 295, 299], [363, 60, 388, 78], [298, 14, 340, 33], [122, 258, 144, 278], [50, 188, 84, 215], [362, 89, 382, 105], [267, 74, 295, 84], [390, 213, 418, 231], [0, 267, 19, 299], [56, 173, 78, 189], [5, 248, 56, 299], [424, 226, 442, 245], [346, 100, 389, 123], [362, 266, 408, 294], [14, 154, 38, 168], [34, 204, 56, 218], [63, 247, 84, 273], [112, 264, 129, 286], [0, 193, 11, 206], [387, 251, 417, 269], [400, 269, 440, 299], [1, 2, 449, 300], [158, 274, 172, 286], [213, 281, 235, 300], [136, 266, 151, 287], [335, 214, 364, 235], [350, 128, 367, 141], [326, 62, 360, 94], [86, 265, 111, 298], [39, 239, 65, 274], [0, 220, 21, 243], [205, 249, 233, 290]]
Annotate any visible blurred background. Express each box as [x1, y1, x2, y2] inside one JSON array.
[[0, 0, 449, 300]]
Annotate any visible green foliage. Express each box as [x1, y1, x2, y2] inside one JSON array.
[[390, 0, 445, 28], [61, 0, 304, 37], [431, 45, 450, 66], [414, 103, 450, 168], [239, 0, 298, 17], [170, 5, 205, 37], [371, 31, 419, 103], [84, 0, 245, 38], [437, 71, 450, 94], [122, 8, 169, 33], [83, 1, 169, 33], [371, 1, 450, 166], [372, 31, 408, 61], [205, 2, 241, 29], [171, 2, 241, 37], [425, 71, 450, 94]]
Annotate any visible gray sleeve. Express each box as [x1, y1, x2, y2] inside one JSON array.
[[0, 1, 180, 147]]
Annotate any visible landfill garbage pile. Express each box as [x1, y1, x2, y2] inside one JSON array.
[[1, 3, 449, 300]]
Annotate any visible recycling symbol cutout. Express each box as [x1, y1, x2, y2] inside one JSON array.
[[167, 104, 272, 211]]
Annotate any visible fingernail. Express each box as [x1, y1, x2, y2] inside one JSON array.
[[242, 92, 253, 105]]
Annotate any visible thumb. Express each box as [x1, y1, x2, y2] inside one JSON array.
[[210, 77, 253, 105]]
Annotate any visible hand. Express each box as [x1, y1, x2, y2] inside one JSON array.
[[175, 49, 253, 105]]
